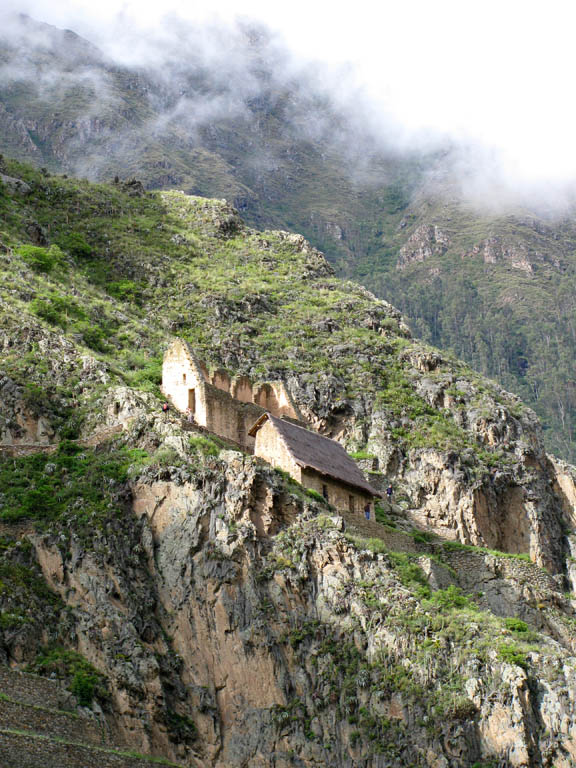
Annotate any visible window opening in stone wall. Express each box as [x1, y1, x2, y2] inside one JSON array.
[[183, 373, 187, 384], [188, 389, 196, 413], [237, 412, 245, 444], [349, 495, 355, 513], [322, 484, 329, 501]]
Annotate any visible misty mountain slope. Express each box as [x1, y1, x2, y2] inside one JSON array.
[[0, 14, 419, 265], [2, 14, 576, 463], [4, 157, 576, 766], [360, 190, 576, 462]]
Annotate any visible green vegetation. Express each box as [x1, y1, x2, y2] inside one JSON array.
[[188, 435, 223, 457], [28, 646, 109, 706], [362, 204, 576, 463], [442, 540, 532, 563], [17, 244, 64, 273], [498, 644, 529, 670], [0, 155, 529, 479], [1, 19, 575, 465], [0, 441, 136, 524]]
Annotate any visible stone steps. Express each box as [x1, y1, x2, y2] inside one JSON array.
[[0, 694, 108, 748], [0, 666, 75, 711], [0, 667, 183, 768], [340, 510, 428, 556], [0, 729, 179, 768]]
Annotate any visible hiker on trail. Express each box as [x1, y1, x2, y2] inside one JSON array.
[[162, 402, 170, 416], [386, 484, 393, 501], [364, 503, 371, 521], [185, 406, 194, 424]]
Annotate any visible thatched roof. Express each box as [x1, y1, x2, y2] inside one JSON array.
[[249, 414, 380, 497]]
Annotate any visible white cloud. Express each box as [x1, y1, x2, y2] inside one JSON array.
[[4, 0, 576, 198]]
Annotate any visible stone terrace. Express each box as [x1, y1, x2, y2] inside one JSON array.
[[0, 667, 182, 768]]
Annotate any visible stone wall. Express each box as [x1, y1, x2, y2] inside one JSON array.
[[300, 468, 373, 514], [161, 339, 208, 421], [0, 731, 167, 768], [162, 339, 303, 449], [204, 384, 264, 450]]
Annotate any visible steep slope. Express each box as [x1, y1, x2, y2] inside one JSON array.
[[3, 158, 576, 765]]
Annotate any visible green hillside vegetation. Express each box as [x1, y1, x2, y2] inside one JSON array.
[[2, 18, 575, 461], [352, 196, 576, 461], [0, 156, 522, 478]]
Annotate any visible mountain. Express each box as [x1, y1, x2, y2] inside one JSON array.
[[2, 156, 576, 766], [2, 15, 576, 466]]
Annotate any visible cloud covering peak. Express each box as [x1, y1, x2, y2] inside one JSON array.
[[2, 0, 576, 206]]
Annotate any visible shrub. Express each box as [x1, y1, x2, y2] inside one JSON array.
[[77, 323, 108, 352], [504, 617, 529, 633], [31, 298, 62, 325], [124, 358, 162, 392], [426, 585, 471, 610], [31, 294, 86, 327], [22, 382, 47, 415], [151, 446, 181, 466], [305, 488, 326, 503], [56, 232, 92, 259], [498, 643, 528, 670], [17, 244, 64, 273], [107, 280, 143, 303], [189, 436, 221, 457], [28, 646, 108, 707]]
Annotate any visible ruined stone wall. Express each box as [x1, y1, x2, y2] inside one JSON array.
[[204, 384, 265, 449], [161, 340, 208, 424], [162, 340, 303, 447], [254, 382, 300, 420], [300, 469, 373, 514]]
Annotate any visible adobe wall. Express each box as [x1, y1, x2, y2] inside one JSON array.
[[204, 383, 265, 450], [254, 383, 299, 420], [161, 340, 209, 424], [253, 418, 303, 482], [162, 339, 304, 448], [300, 469, 373, 515]]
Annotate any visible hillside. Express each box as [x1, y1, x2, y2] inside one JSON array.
[[3, 15, 576, 464], [2, 158, 576, 765]]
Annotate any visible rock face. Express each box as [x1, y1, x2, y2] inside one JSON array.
[[2, 164, 576, 765], [467, 236, 534, 273], [397, 224, 451, 270], [2, 433, 575, 768]]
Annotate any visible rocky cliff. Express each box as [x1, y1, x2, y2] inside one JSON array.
[[2, 159, 576, 765]]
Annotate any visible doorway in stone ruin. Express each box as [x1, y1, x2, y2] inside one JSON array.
[[188, 389, 196, 413]]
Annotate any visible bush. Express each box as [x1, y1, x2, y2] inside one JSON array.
[[22, 382, 46, 415], [498, 643, 528, 670], [107, 280, 143, 303], [31, 294, 86, 327], [189, 435, 221, 457], [78, 323, 108, 352], [28, 646, 108, 707], [125, 359, 162, 392], [56, 232, 92, 259], [151, 446, 181, 466], [305, 488, 326, 503], [17, 244, 64, 273], [426, 585, 471, 610], [504, 617, 529, 633], [31, 298, 62, 325]]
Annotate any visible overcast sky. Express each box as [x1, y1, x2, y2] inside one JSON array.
[[4, 0, 576, 200]]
